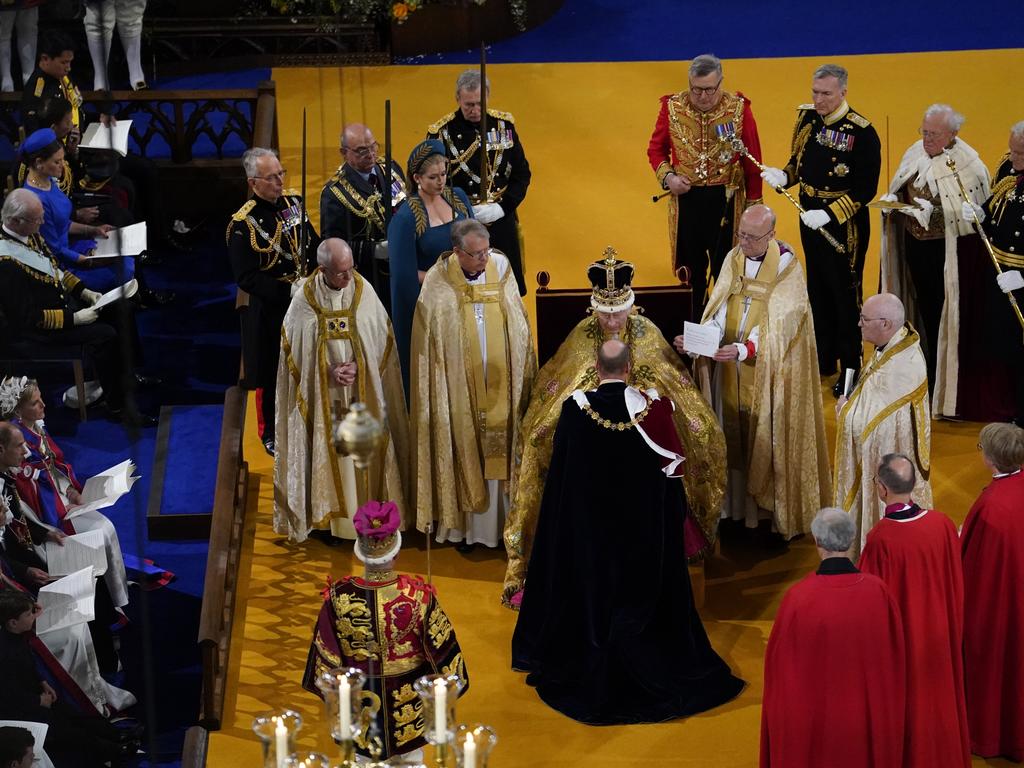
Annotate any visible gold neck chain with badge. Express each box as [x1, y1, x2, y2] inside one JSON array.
[[579, 395, 652, 432]]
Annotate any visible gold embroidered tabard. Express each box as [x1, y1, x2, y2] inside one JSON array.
[[448, 256, 511, 480], [720, 241, 781, 468], [666, 90, 746, 188]]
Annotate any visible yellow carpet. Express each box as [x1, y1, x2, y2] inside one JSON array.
[[207, 52, 1021, 766], [206, 388, 1011, 768]]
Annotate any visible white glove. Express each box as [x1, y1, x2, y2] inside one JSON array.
[[760, 167, 787, 190], [73, 307, 98, 326], [800, 209, 830, 230], [878, 193, 898, 203], [472, 202, 505, 225], [961, 200, 985, 224], [997, 270, 1024, 293], [907, 197, 934, 228], [80, 289, 102, 305]]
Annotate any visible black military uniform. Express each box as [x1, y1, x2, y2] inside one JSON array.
[[21, 68, 86, 134], [427, 108, 531, 295], [981, 156, 1024, 422], [318, 159, 405, 312], [780, 101, 881, 379], [227, 190, 318, 446], [0, 230, 131, 412]]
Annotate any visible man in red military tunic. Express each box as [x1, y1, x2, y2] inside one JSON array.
[[962, 422, 1024, 762], [647, 53, 762, 321], [858, 453, 969, 768], [761, 507, 906, 768]]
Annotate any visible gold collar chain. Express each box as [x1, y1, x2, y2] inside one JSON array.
[[579, 397, 652, 431]]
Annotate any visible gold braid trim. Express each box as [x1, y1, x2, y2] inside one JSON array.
[[989, 172, 1019, 225], [0, 255, 60, 287], [327, 171, 384, 231], [578, 395, 652, 431], [408, 189, 467, 237]]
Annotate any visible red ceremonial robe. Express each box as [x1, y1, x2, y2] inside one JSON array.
[[760, 557, 906, 768], [961, 469, 1024, 762], [859, 504, 969, 768]]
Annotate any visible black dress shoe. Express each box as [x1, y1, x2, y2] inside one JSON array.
[[139, 288, 175, 307], [455, 541, 476, 554], [309, 529, 344, 547], [107, 406, 158, 428]]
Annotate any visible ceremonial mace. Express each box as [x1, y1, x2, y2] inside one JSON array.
[[730, 136, 847, 254], [944, 150, 1024, 336], [332, 404, 388, 765]]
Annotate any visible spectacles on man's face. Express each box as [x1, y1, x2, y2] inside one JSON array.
[[689, 79, 722, 96], [919, 128, 950, 140], [253, 169, 286, 181], [344, 142, 379, 158], [16, 215, 44, 225], [737, 229, 772, 243], [859, 314, 885, 323], [458, 246, 492, 261]]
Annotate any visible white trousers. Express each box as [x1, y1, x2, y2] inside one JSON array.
[[0, 8, 37, 91], [83, 0, 148, 89]]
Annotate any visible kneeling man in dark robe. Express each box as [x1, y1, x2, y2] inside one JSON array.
[[510, 339, 744, 724]]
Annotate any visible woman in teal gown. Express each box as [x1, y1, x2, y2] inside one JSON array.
[[387, 139, 474, 389]]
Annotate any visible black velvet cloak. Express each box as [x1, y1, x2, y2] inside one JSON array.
[[510, 381, 744, 724]]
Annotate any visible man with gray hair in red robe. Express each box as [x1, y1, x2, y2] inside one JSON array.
[[761, 507, 906, 768]]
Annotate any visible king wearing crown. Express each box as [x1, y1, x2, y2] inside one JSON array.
[[501, 248, 727, 607]]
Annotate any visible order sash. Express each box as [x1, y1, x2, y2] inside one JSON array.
[[0, 237, 57, 279], [448, 256, 511, 480]]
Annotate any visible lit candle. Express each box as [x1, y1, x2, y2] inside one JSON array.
[[339, 677, 351, 740], [463, 732, 476, 768], [433, 678, 447, 741], [275, 719, 288, 768]]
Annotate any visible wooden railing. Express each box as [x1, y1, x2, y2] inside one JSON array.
[[198, 386, 249, 731]]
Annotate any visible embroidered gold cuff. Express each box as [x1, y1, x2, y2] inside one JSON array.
[[41, 309, 63, 329], [829, 194, 859, 225], [994, 245, 1024, 269], [655, 162, 673, 186]]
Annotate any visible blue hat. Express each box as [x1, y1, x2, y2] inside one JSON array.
[[21, 128, 60, 156], [407, 139, 446, 177]]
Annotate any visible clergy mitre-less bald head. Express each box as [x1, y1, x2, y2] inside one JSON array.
[[588, 246, 635, 314]]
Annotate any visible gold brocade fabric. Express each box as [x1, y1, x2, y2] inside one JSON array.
[[409, 252, 535, 533], [697, 244, 832, 538], [664, 91, 749, 269], [501, 314, 727, 604], [274, 272, 411, 542], [833, 325, 933, 557], [879, 139, 991, 418]]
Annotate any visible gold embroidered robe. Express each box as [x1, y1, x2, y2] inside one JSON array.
[[834, 325, 933, 557], [501, 313, 727, 604], [409, 251, 535, 533], [696, 242, 831, 538], [274, 271, 410, 542]]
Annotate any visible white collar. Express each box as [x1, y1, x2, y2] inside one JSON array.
[[994, 468, 1022, 479], [2, 225, 28, 244]]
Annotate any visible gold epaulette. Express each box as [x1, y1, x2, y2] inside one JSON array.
[[797, 103, 815, 111], [426, 111, 456, 135], [32, 77, 44, 98], [282, 188, 301, 198], [847, 111, 870, 129], [487, 108, 515, 123], [231, 199, 256, 222]]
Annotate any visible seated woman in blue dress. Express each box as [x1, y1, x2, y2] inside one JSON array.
[[20, 128, 133, 293], [387, 139, 474, 388]]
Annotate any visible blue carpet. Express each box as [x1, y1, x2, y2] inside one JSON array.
[[161, 405, 223, 516], [410, 0, 1016, 64]]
